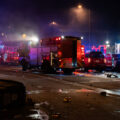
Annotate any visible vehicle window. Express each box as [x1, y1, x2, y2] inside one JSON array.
[[90, 52, 104, 58]]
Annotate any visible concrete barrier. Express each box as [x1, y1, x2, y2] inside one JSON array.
[[0, 80, 26, 109]]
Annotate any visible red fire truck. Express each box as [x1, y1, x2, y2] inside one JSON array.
[[29, 36, 85, 73], [3, 51, 19, 65]]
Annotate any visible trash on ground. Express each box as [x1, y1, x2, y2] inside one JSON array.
[[63, 97, 71, 103]]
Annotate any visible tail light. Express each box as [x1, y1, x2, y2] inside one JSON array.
[[104, 58, 106, 63], [58, 51, 62, 57], [88, 58, 91, 63], [59, 59, 62, 62]]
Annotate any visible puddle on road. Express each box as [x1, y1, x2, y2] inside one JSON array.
[[27, 102, 49, 120], [58, 88, 120, 97], [99, 89, 120, 96], [32, 71, 40, 74], [27, 90, 45, 95], [27, 87, 120, 98], [73, 71, 120, 79], [114, 110, 120, 113], [34, 102, 49, 109], [27, 109, 49, 120]]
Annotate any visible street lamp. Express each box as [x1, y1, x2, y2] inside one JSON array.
[[105, 40, 111, 54], [106, 41, 109, 45], [22, 33, 27, 39], [49, 21, 59, 37], [78, 5, 82, 9], [81, 36, 84, 40], [50, 21, 57, 26], [61, 35, 65, 39]]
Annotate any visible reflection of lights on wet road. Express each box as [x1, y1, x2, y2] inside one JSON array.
[[27, 90, 45, 95], [75, 89, 93, 93], [58, 88, 120, 97], [58, 88, 94, 94], [58, 89, 70, 94], [73, 71, 92, 77]]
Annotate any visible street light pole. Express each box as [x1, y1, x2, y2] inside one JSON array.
[[88, 9, 91, 50], [30, 36, 39, 67], [37, 43, 39, 67], [77, 5, 91, 50]]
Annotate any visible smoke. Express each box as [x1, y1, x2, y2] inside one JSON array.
[[69, 7, 88, 26], [56, 6, 89, 37]]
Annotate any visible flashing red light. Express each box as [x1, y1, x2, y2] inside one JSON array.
[[104, 58, 106, 63], [81, 47, 84, 50], [59, 59, 62, 62], [56, 38, 59, 41], [88, 58, 91, 63], [56, 37, 61, 41], [58, 51, 62, 57], [59, 37, 61, 40]]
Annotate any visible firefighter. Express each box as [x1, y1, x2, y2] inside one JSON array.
[[21, 58, 28, 71]]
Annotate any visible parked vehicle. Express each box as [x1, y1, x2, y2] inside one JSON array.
[[2, 51, 19, 65], [84, 51, 106, 72], [105, 54, 115, 70], [112, 54, 120, 71]]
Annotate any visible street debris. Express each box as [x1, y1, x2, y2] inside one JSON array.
[[105, 73, 118, 78], [63, 97, 72, 103], [51, 113, 61, 119], [28, 109, 49, 120]]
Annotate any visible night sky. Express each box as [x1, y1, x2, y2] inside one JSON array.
[[0, 0, 120, 46]]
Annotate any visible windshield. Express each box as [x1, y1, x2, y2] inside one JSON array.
[[90, 52, 104, 58]]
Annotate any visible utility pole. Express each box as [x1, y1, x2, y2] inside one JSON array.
[[88, 9, 91, 50]]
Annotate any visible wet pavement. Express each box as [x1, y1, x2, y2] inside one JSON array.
[[1, 66, 120, 119]]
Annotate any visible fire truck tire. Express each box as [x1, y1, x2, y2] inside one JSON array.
[[63, 68, 74, 74], [41, 62, 56, 74], [84, 68, 88, 72], [97, 68, 104, 72]]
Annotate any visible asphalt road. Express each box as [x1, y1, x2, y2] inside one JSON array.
[[0, 65, 120, 120]]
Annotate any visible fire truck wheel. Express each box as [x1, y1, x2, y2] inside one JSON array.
[[84, 68, 88, 72], [41, 63, 56, 74], [63, 69, 74, 75], [97, 68, 104, 73]]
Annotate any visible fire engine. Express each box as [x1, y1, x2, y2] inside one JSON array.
[[29, 36, 85, 73], [3, 51, 19, 65], [0, 42, 20, 65]]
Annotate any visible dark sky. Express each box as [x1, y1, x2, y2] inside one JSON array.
[[0, 0, 119, 27], [0, 0, 120, 44]]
